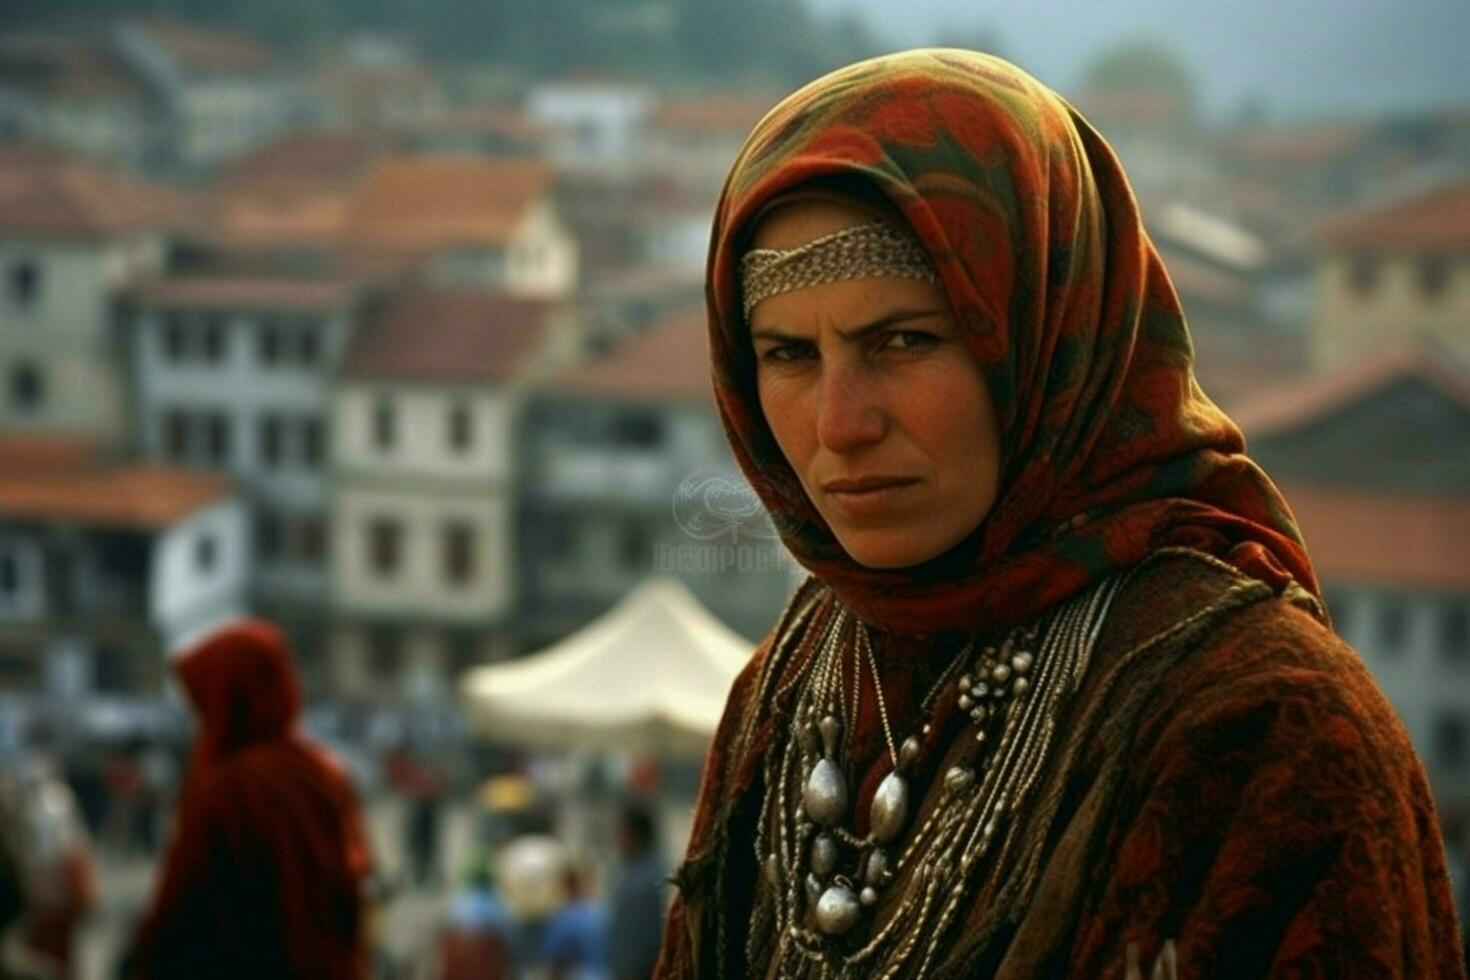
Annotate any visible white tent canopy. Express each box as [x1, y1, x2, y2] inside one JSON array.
[[461, 577, 755, 758]]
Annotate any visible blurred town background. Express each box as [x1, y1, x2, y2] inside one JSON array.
[[0, 0, 1467, 976]]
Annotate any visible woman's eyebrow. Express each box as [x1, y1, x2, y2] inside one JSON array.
[[751, 308, 947, 344]]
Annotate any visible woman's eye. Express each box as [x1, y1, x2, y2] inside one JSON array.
[[881, 330, 940, 352], [761, 342, 816, 363]]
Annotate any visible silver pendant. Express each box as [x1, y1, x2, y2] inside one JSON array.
[[805, 758, 848, 827], [810, 833, 838, 877], [868, 770, 909, 843], [814, 883, 861, 935]]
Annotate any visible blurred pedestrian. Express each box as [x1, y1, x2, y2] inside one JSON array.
[[435, 851, 512, 980], [386, 747, 444, 888], [121, 618, 374, 979], [543, 860, 608, 980], [15, 755, 93, 979], [606, 804, 665, 980]]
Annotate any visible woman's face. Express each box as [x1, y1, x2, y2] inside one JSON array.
[[749, 198, 1002, 569]]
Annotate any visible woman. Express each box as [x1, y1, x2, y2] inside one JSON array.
[[124, 620, 374, 979], [655, 50, 1465, 978]]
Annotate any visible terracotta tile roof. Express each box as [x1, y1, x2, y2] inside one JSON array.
[[652, 96, 771, 135], [124, 275, 359, 312], [215, 132, 380, 194], [0, 433, 108, 474], [131, 19, 275, 76], [1318, 177, 1470, 250], [0, 35, 146, 102], [1231, 344, 1470, 438], [345, 156, 553, 250], [208, 191, 354, 249], [553, 306, 712, 404], [0, 146, 191, 238], [397, 107, 549, 146], [1284, 483, 1470, 590], [343, 289, 555, 382], [0, 436, 232, 530], [1223, 125, 1370, 168]]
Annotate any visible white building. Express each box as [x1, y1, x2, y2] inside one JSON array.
[[525, 78, 655, 178], [0, 147, 180, 444], [0, 434, 247, 699], [330, 289, 565, 702], [112, 18, 292, 175], [120, 273, 363, 691]]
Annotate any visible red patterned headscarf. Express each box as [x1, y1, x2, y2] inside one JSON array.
[[707, 49, 1318, 636]]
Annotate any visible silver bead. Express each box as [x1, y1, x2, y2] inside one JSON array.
[[944, 766, 974, 793], [860, 885, 878, 906], [869, 771, 909, 843], [764, 852, 779, 887], [815, 885, 861, 935], [898, 735, 921, 771], [973, 682, 988, 698], [974, 728, 987, 743], [811, 834, 838, 877], [818, 715, 842, 757], [958, 693, 974, 711], [959, 673, 972, 689], [804, 758, 848, 827], [865, 847, 891, 886], [991, 663, 1011, 684], [1011, 651, 1033, 674], [1012, 676, 1030, 696]]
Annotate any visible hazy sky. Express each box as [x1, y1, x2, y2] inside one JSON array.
[[811, 0, 1470, 122]]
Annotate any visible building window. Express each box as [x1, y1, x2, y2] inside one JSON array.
[[367, 625, 400, 681], [1419, 256, 1450, 300], [299, 515, 326, 561], [163, 316, 189, 361], [444, 522, 475, 585], [202, 319, 227, 363], [8, 260, 39, 309], [1441, 605, 1470, 663], [1348, 254, 1377, 298], [1434, 713, 1468, 771], [194, 534, 217, 573], [1376, 600, 1408, 652], [373, 398, 396, 451], [0, 551, 18, 595], [448, 401, 473, 452], [164, 409, 189, 460], [259, 414, 283, 467], [256, 509, 283, 561], [10, 363, 42, 412], [612, 413, 663, 449], [368, 518, 401, 576], [258, 322, 282, 365], [297, 326, 320, 366], [303, 418, 325, 468], [621, 520, 646, 570], [205, 413, 231, 465]]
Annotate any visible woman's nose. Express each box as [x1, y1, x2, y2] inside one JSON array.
[[816, 360, 886, 452]]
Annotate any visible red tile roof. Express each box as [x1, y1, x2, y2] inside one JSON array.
[[1285, 483, 1470, 590], [652, 96, 771, 135], [553, 306, 713, 404], [131, 19, 275, 76], [215, 132, 380, 195], [343, 289, 556, 382], [345, 156, 553, 250], [0, 146, 191, 238], [1231, 344, 1470, 439], [124, 275, 359, 312], [0, 435, 233, 530], [1318, 177, 1470, 250], [1223, 125, 1370, 169]]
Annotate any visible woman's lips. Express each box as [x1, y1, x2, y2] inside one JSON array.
[[821, 477, 920, 518]]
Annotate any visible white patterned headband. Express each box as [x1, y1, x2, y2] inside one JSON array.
[[739, 221, 939, 319]]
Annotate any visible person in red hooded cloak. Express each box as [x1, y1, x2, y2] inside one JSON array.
[[123, 618, 373, 979]]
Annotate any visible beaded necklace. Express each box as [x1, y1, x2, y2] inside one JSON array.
[[754, 572, 1128, 978]]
